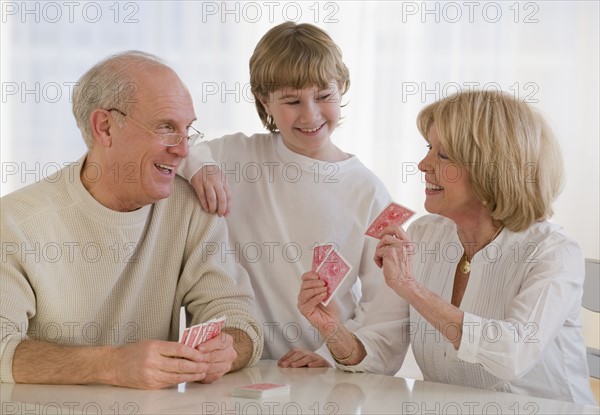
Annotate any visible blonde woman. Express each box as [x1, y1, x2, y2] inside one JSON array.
[[298, 90, 596, 404]]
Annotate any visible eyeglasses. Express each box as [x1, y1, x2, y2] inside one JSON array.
[[106, 108, 204, 146]]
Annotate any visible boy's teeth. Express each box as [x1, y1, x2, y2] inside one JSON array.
[[301, 126, 319, 133]]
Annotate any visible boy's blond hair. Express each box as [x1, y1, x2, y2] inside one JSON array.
[[250, 21, 350, 132]]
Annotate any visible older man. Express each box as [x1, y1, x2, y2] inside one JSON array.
[[0, 51, 263, 389]]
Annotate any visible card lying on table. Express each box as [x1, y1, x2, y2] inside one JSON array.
[[180, 316, 226, 348], [365, 202, 416, 239], [232, 383, 290, 399], [312, 244, 353, 307]]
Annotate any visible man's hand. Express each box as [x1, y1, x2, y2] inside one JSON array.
[[190, 165, 231, 217], [12, 339, 212, 390], [194, 332, 237, 383], [103, 340, 211, 389]]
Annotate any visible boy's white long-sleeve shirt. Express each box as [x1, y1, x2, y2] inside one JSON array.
[[179, 132, 393, 360]]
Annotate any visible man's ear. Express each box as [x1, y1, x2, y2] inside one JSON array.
[[89, 109, 114, 147]]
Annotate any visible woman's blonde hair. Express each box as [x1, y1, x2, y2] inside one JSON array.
[[417, 90, 564, 232], [249, 21, 350, 132]]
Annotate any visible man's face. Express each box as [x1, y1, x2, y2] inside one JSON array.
[[107, 66, 196, 209]]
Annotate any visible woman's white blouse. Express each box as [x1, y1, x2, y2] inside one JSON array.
[[342, 215, 595, 405]]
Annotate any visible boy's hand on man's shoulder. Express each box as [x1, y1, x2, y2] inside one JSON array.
[[190, 165, 231, 217]]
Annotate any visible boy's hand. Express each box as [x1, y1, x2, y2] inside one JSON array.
[[297, 271, 341, 334], [190, 165, 231, 217], [278, 348, 332, 368]]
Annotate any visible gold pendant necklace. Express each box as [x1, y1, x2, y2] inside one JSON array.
[[459, 225, 504, 274], [459, 254, 471, 274]]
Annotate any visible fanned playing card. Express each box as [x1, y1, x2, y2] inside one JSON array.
[[180, 316, 226, 348], [199, 316, 225, 344], [312, 243, 334, 272], [365, 202, 416, 239], [185, 324, 204, 347], [181, 327, 191, 345], [315, 249, 352, 306]]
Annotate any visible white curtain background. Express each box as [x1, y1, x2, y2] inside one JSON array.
[[1, 1, 598, 351]]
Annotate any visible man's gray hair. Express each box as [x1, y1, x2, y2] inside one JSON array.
[[72, 51, 166, 148]]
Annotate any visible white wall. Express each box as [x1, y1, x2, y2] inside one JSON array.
[[1, 0, 598, 347]]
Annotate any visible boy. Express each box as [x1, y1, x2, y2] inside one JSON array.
[[179, 22, 392, 367]]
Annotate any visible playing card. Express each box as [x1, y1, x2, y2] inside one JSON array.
[[315, 249, 353, 306], [365, 202, 416, 239], [198, 317, 226, 346], [186, 324, 204, 347], [180, 327, 191, 345], [312, 243, 334, 272], [194, 324, 210, 346], [232, 383, 290, 399], [182, 316, 226, 348]]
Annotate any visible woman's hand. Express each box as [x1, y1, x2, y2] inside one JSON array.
[[374, 225, 417, 298]]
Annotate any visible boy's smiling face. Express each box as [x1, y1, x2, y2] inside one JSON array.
[[260, 82, 342, 161]]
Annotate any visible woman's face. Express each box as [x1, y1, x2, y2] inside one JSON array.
[[418, 124, 484, 222]]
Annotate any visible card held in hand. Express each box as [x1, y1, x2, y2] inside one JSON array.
[[315, 249, 352, 306], [180, 316, 226, 348], [365, 202, 416, 239], [311, 243, 334, 272], [199, 316, 226, 344], [232, 383, 290, 399]]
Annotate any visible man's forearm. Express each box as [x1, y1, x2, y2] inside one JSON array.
[[12, 340, 112, 385], [223, 328, 255, 371]]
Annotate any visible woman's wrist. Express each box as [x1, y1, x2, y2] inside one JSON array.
[[391, 274, 420, 300], [328, 333, 360, 364], [325, 331, 366, 366], [318, 319, 343, 342]]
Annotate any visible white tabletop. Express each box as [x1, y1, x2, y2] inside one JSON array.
[[1, 360, 598, 414]]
